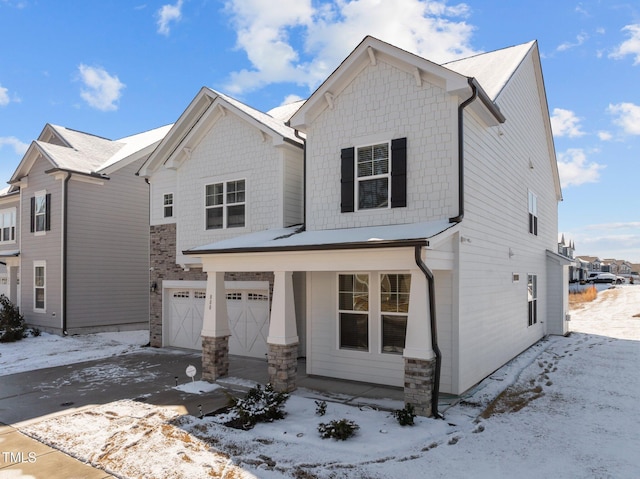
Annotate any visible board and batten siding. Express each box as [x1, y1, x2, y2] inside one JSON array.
[[174, 111, 303, 266], [454, 51, 559, 394], [19, 156, 63, 331], [304, 59, 458, 231], [65, 159, 150, 332]]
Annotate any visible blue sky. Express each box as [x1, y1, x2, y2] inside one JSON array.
[[1, 0, 639, 262]]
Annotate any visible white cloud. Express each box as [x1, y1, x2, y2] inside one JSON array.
[[77, 64, 125, 111], [157, 0, 184, 36], [223, 0, 476, 95], [608, 102, 640, 135], [609, 24, 640, 65], [597, 131, 612, 141], [282, 94, 304, 105], [0, 84, 9, 106], [0, 136, 29, 155], [557, 32, 588, 52], [557, 148, 605, 188], [550, 108, 585, 138]]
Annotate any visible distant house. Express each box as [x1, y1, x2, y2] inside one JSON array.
[[173, 36, 569, 417], [577, 256, 602, 273], [6, 123, 170, 335]]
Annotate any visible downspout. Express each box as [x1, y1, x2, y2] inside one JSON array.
[[415, 245, 443, 419], [62, 172, 71, 335], [449, 77, 478, 224], [293, 129, 306, 230]]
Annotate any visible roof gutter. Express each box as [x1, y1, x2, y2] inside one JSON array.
[[449, 77, 478, 224], [62, 171, 71, 335], [414, 245, 443, 419]]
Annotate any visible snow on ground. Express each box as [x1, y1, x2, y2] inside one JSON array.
[[7, 286, 640, 478], [0, 330, 149, 377]]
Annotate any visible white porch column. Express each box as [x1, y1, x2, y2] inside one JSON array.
[[201, 271, 230, 381], [403, 269, 434, 360], [267, 270, 299, 392], [267, 271, 298, 345], [403, 268, 436, 417], [202, 271, 230, 338]]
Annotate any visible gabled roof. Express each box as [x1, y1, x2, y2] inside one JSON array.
[[443, 41, 536, 101], [9, 124, 171, 183], [289, 35, 509, 131], [137, 88, 304, 177]]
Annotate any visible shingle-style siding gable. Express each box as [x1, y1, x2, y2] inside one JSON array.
[[305, 60, 456, 230]]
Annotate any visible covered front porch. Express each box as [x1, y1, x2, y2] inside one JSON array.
[[185, 221, 458, 417]]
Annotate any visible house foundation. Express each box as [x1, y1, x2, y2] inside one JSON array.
[[404, 357, 436, 417], [201, 335, 230, 381], [268, 342, 298, 392]]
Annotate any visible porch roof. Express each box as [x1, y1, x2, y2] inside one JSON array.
[[0, 250, 19, 257], [185, 219, 457, 255]]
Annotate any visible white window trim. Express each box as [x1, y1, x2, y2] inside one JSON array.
[[527, 273, 538, 327], [34, 189, 47, 236], [337, 272, 371, 353], [34, 260, 46, 313], [355, 142, 391, 211], [163, 192, 174, 218], [204, 178, 247, 230], [0, 207, 16, 244], [379, 272, 411, 355], [528, 190, 538, 236]]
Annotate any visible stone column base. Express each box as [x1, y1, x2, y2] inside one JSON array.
[[201, 336, 230, 381], [268, 343, 298, 392], [404, 357, 436, 417]]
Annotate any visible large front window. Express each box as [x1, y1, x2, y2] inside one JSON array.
[[0, 208, 16, 243], [380, 274, 411, 354], [338, 274, 369, 351], [205, 179, 245, 229], [357, 143, 389, 210]]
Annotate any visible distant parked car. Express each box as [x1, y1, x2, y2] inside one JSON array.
[[587, 272, 617, 283], [616, 276, 626, 284]]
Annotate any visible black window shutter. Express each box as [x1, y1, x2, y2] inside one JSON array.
[[45, 193, 51, 231], [30, 197, 35, 233], [391, 137, 407, 208], [340, 147, 355, 213]]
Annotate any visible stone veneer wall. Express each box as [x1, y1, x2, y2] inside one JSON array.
[[268, 343, 299, 392], [404, 357, 436, 417], [202, 336, 230, 380], [149, 223, 274, 347]]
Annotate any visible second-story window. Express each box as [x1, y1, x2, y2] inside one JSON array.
[[0, 208, 16, 243], [205, 179, 245, 229], [357, 143, 390, 210], [528, 191, 538, 236], [163, 193, 174, 218], [30, 191, 51, 234]]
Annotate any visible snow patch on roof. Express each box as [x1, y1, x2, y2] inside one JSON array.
[[444, 41, 535, 100]]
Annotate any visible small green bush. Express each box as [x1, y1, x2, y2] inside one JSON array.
[[0, 294, 26, 343], [318, 419, 360, 440], [227, 384, 289, 429], [392, 404, 416, 426]]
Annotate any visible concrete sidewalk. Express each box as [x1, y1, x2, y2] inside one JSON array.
[[0, 347, 409, 478]]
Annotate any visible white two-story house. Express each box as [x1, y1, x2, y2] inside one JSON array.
[[137, 88, 305, 358], [183, 36, 568, 417]]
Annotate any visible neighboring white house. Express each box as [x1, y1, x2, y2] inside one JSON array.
[[6, 123, 170, 335], [137, 88, 305, 357], [0, 186, 20, 304], [178, 36, 569, 417]]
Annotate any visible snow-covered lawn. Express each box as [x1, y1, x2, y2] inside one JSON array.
[[4, 285, 640, 478]]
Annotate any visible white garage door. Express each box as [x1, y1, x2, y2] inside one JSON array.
[[165, 284, 270, 358]]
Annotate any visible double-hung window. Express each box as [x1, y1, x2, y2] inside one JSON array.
[[205, 179, 245, 229], [341, 137, 407, 212], [338, 274, 369, 351], [163, 193, 174, 218], [34, 261, 46, 312], [528, 274, 537, 326], [528, 191, 538, 236], [0, 208, 16, 243], [380, 274, 411, 354], [30, 191, 51, 233]]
